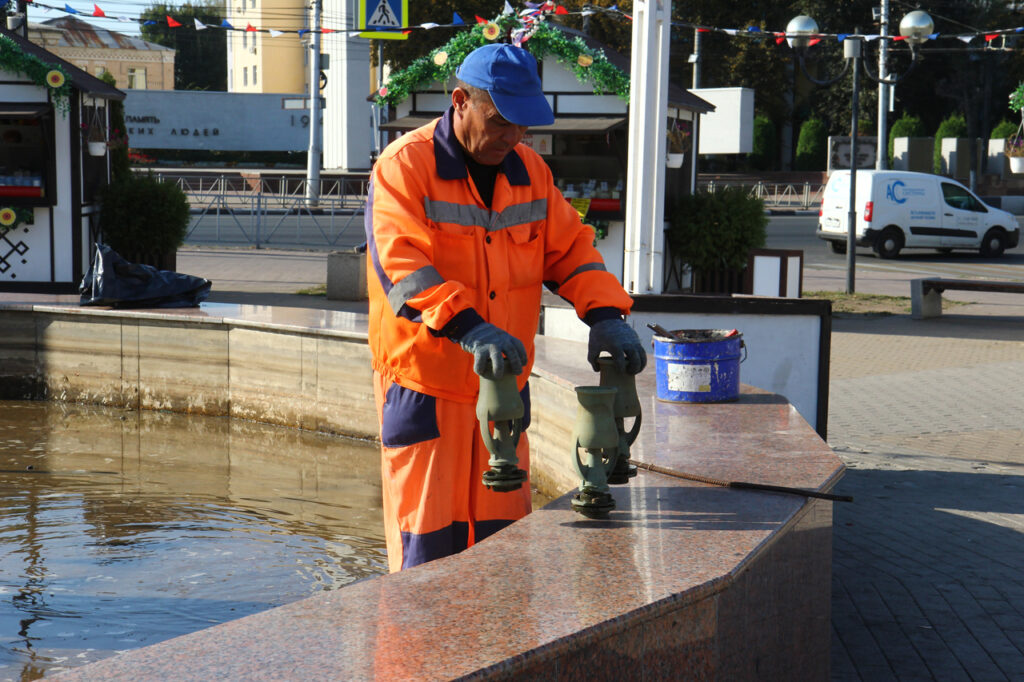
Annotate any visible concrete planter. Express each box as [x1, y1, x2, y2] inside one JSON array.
[[327, 248, 367, 301]]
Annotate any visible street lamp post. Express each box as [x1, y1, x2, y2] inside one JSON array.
[[787, 11, 933, 294]]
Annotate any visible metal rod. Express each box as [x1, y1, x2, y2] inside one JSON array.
[[628, 459, 853, 502]]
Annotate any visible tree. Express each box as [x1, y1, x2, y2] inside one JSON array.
[[887, 114, 925, 165], [794, 118, 827, 171], [933, 114, 967, 174], [141, 2, 227, 90], [749, 115, 776, 170]]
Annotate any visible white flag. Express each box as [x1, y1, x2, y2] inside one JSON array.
[[194, 18, 207, 30], [503, 0, 514, 15]]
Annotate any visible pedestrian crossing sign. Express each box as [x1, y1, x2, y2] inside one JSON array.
[[359, 0, 408, 39]]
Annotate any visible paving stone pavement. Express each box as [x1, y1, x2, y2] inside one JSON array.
[[178, 248, 1024, 681], [825, 298, 1024, 681]]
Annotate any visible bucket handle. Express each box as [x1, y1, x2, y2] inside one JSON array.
[[740, 340, 748, 364]]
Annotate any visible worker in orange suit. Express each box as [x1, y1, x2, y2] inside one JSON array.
[[365, 43, 645, 573]]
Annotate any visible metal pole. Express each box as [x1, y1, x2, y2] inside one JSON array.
[[306, 0, 322, 205], [847, 40, 861, 294], [692, 27, 702, 89], [876, 0, 890, 169]]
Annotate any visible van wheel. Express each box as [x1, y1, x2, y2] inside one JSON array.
[[874, 228, 904, 259], [979, 229, 1007, 258], [829, 240, 847, 254]]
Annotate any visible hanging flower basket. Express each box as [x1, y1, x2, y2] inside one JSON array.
[[1010, 156, 1024, 174], [87, 141, 107, 156], [666, 153, 685, 168]]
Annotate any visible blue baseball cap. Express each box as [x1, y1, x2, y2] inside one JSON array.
[[456, 44, 555, 127]]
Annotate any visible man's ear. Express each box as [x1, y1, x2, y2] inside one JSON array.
[[452, 87, 469, 111]]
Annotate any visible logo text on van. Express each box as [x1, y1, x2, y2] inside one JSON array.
[[886, 180, 926, 204]]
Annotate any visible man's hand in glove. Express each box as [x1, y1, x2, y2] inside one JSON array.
[[457, 322, 527, 380], [587, 318, 646, 374]]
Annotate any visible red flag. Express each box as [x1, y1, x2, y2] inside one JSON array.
[[246, 23, 257, 31], [166, 15, 181, 27], [475, 15, 487, 24], [555, 5, 568, 14], [92, 4, 105, 17], [892, 35, 906, 41], [775, 35, 785, 45], [985, 33, 999, 42], [696, 28, 710, 33], [808, 38, 821, 46], [322, 27, 334, 33]]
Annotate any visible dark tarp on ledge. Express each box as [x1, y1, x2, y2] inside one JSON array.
[[79, 243, 211, 308]]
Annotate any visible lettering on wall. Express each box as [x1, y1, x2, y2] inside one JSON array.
[[123, 92, 317, 151]]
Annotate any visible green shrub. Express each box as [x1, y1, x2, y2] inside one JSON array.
[[933, 114, 967, 173], [795, 118, 827, 171], [666, 187, 767, 272], [749, 115, 777, 170], [991, 119, 1018, 140], [887, 114, 926, 164], [99, 172, 190, 255]]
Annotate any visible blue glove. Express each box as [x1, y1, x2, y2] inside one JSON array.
[[588, 318, 646, 374], [457, 322, 527, 380]]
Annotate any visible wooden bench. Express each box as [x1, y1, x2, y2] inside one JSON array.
[[911, 278, 1024, 319]]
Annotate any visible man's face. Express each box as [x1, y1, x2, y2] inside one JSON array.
[[452, 87, 528, 166]]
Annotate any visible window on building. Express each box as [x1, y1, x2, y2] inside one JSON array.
[[253, 65, 258, 85], [250, 0, 255, 7], [243, 67, 248, 87], [94, 67, 104, 77], [127, 68, 147, 89], [242, 32, 247, 48], [0, 104, 56, 207]]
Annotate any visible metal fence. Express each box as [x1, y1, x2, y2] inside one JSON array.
[[157, 172, 822, 249], [155, 172, 370, 249], [698, 180, 825, 211]]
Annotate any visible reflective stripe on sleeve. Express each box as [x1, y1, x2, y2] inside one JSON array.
[[388, 265, 445, 315], [560, 262, 607, 287]]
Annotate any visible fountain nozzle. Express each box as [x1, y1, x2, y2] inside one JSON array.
[[476, 367, 528, 492]]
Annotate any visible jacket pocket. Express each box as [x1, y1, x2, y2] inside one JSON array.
[[433, 228, 478, 289], [506, 223, 543, 288]]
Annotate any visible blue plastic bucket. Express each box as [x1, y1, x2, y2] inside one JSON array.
[[653, 329, 744, 403]]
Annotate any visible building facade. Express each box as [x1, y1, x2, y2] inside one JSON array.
[[226, 0, 307, 93], [27, 17, 174, 91]]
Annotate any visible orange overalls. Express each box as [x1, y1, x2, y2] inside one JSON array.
[[365, 108, 634, 572]]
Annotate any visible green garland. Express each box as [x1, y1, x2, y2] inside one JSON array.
[[0, 35, 72, 116], [376, 17, 630, 108]]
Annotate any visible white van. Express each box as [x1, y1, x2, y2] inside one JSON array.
[[817, 170, 1020, 258]]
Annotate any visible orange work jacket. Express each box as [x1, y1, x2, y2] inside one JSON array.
[[365, 108, 634, 403]]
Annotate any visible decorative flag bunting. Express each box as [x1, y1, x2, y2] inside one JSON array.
[[23, 0, 1024, 52], [245, 23, 256, 31]]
